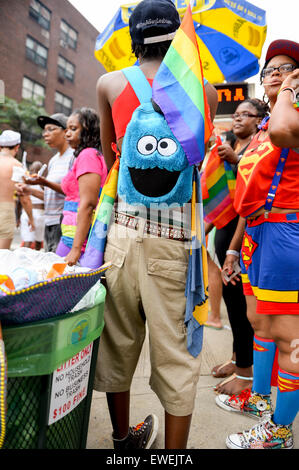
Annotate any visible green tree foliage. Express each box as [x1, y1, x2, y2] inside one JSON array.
[[0, 96, 48, 148]]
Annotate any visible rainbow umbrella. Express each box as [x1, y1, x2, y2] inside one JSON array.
[[94, 0, 267, 84]]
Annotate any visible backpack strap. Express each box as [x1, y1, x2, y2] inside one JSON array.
[[122, 66, 152, 104]]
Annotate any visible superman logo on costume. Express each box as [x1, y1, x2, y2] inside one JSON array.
[[241, 232, 258, 270], [238, 141, 273, 186], [253, 341, 269, 352], [277, 375, 299, 393]]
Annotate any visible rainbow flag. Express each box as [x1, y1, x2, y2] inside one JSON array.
[[82, 157, 120, 269], [152, 3, 213, 166], [185, 167, 209, 357], [201, 137, 237, 229], [151, 4, 212, 356]]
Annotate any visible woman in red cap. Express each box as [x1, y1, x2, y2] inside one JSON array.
[[215, 39, 299, 449]]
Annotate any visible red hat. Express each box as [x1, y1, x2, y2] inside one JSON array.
[[265, 39, 299, 65]]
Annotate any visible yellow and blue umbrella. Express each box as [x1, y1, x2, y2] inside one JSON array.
[[94, 0, 267, 84]]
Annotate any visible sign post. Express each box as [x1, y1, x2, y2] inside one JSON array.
[[215, 83, 253, 116]]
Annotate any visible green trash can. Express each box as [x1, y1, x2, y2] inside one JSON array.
[[2, 283, 106, 449]]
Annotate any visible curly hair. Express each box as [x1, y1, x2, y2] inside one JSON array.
[[71, 107, 102, 158]]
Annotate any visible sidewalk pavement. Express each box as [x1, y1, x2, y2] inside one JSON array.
[[87, 308, 299, 450], [10, 229, 299, 450]]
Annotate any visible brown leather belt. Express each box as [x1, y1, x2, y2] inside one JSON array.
[[114, 211, 191, 241]]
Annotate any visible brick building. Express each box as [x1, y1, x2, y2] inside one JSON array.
[[0, 0, 105, 161]]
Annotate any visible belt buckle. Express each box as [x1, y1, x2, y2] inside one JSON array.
[[264, 210, 269, 219]]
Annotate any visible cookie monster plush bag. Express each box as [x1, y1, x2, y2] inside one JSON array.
[[118, 65, 193, 208], [117, 63, 210, 358]]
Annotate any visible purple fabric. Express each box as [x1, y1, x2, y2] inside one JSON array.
[[152, 83, 204, 165], [56, 240, 70, 258], [56, 239, 103, 269]]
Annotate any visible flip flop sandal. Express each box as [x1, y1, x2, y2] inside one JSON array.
[[204, 321, 223, 330], [212, 359, 236, 378], [214, 373, 237, 393], [214, 374, 253, 394], [235, 375, 253, 381]]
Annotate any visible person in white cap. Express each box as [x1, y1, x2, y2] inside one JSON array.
[[16, 113, 74, 252], [0, 130, 34, 249]]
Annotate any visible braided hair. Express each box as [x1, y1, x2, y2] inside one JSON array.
[[244, 98, 270, 119], [71, 107, 102, 158]]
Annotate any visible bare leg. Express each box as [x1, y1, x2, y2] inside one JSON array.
[[270, 315, 299, 375], [215, 295, 255, 394], [106, 391, 130, 439], [165, 412, 192, 449], [0, 238, 12, 249], [35, 241, 42, 251], [206, 253, 223, 329], [246, 295, 272, 339]]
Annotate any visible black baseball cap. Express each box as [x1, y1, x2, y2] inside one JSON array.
[[37, 113, 68, 130], [129, 0, 180, 45]]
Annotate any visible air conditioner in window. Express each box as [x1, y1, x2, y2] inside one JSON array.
[[38, 68, 47, 77], [60, 39, 68, 48], [41, 29, 50, 40]]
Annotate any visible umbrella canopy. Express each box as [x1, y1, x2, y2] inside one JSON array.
[[94, 0, 267, 84]]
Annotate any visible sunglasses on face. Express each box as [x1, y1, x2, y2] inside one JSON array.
[[261, 63, 297, 78]]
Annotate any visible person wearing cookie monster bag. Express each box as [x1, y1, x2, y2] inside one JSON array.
[[95, 0, 218, 450]]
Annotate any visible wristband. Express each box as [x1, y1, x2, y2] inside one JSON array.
[[277, 86, 297, 103], [226, 250, 239, 257]]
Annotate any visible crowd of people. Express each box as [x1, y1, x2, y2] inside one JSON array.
[[0, 0, 299, 451]]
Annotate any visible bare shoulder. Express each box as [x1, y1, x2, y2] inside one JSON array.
[[97, 70, 128, 106], [0, 155, 22, 168], [205, 82, 218, 121]]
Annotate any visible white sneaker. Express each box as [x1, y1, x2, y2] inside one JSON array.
[[226, 416, 294, 449]]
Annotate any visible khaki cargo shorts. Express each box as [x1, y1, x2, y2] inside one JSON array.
[[94, 215, 202, 416], [0, 202, 16, 239]]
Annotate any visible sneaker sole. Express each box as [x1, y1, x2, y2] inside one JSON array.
[[215, 395, 263, 420], [145, 414, 159, 449], [226, 435, 294, 450], [225, 436, 244, 449]]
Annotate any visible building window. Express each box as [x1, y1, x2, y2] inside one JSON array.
[[60, 20, 78, 50], [26, 36, 48, 68], [58, 56, 75, 82], [29, 0, 51, 31], [55, 91, 73, 116], [22, 77, 45, 106]]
